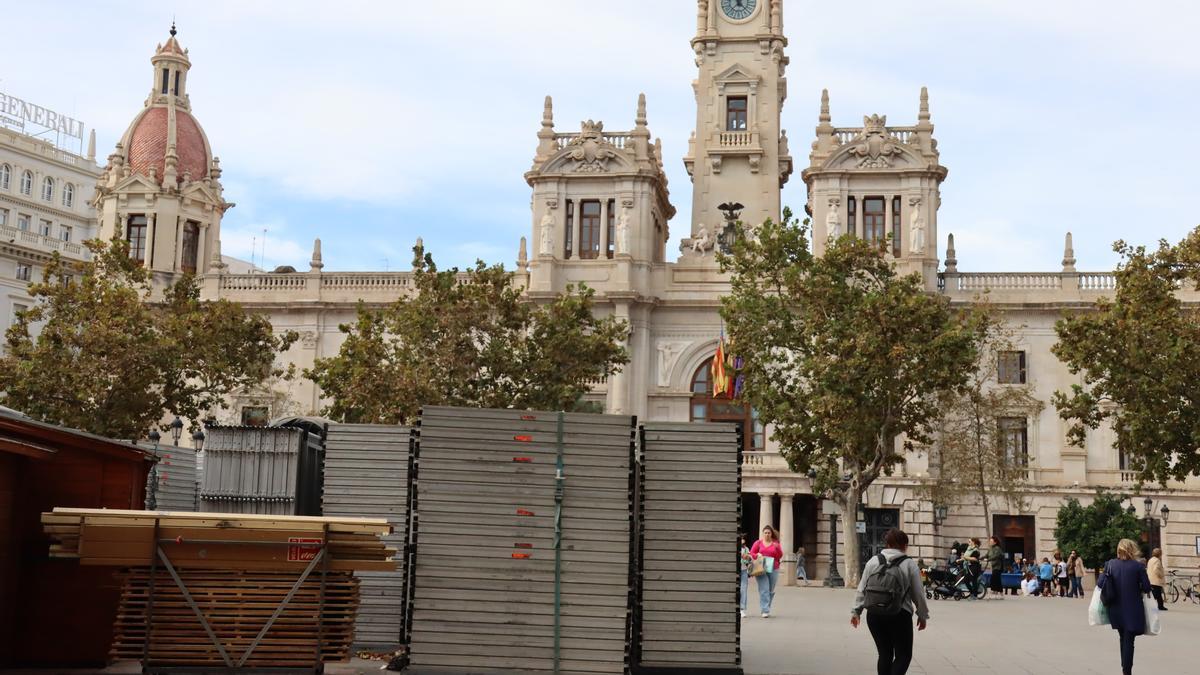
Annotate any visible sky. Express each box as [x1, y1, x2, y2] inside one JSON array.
[[2, 0, 1198, 272]]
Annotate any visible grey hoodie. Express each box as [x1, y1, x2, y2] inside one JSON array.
[[851, 548, 930, 621]]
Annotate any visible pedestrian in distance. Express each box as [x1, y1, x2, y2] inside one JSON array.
[[1100, 539, 1153, 675], [960, 537, 982, 597], [1066, 551, 1079, 597], [1054, 551, 1069, 597], [1038, 557, 1054, 596], [1071, 552, 1086, 598], [739, 533, 752, 619], [749, 525, 782, 618], [851, 528, 929, 675], [1146, 547, 1167, 611], [987, 536, 1005, 599], [795, 545, 809, 585]]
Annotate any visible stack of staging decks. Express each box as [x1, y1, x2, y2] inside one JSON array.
[[322, 423, 412, 649], [405, 406, 636, 675], [636, 422, 742, 674]]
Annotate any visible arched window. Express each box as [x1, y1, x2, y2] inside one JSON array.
[[62, 183, 74, 208], [690, 357, 765, 453], [20, 170, 33, 196], [41, 176, 54, 202], [0, 164, 10, 190]]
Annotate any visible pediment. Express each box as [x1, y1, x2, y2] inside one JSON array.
[[823, 137, 927, 171], [112, 173, 161, 193], [180, 180, 219, 204], [715, 63, 760, 85], [540, 144, 635, 175]]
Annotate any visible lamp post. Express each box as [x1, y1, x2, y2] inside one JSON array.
[[192, 429, 206, 452], [169, 416, 184, 446], [823, 499, 844, 588]]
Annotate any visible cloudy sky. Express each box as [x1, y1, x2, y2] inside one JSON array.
[[3, 0, 1197, 272]]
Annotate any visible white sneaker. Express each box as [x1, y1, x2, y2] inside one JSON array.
[[761, 612, 770, 618], [740, 610, 746, 618]]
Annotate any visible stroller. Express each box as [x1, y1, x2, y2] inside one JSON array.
[[926, 560, 987, 601]]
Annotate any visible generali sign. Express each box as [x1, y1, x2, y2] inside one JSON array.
[[0, 91, 85, 139]]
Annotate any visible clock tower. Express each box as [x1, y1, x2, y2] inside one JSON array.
[[684, 0, 792, 247]]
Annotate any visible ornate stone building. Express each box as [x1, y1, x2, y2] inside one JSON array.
[[86, 3, 1200, 582]]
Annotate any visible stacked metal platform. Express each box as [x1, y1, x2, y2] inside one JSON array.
[[405, 406, 637, 675], [635, 422, 742, 674], [323, 423, 412, 649]]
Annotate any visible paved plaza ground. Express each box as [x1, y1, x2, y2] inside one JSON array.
[[742, 586, 1197, 674]]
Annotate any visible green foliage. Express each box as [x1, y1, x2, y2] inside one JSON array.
[[0, 237, 295, 439], [305, 244, 628, 424], [1053, 492, 1142, 568], [720, 210, 987, 583], [1053, 227, 1200, 484]]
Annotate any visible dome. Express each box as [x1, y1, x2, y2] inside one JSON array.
[[125, 107, 211, 184]]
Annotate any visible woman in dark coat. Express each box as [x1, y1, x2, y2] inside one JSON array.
[[1103, 538, 1152, 675], [986, 537, 1005, 598]]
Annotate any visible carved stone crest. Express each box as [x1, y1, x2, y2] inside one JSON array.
[[656, 341, 690, 387], [848, 114, 902, 168], [567, 120, 618, 173], [299, 331, 318, 349]]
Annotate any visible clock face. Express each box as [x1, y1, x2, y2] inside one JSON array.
[[721, 0, 757, 21]]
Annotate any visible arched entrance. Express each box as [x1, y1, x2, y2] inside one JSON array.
[[689, 357, 764, 453]]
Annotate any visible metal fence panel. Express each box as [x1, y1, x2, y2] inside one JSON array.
[[154, 445, 198, 512], [200, 427, 308, 515]]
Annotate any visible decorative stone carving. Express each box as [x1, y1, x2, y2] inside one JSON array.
[[709, 155, 722, 174], [539, 209, 555, 256], [826, 196, 841, 234], [299, 331, 318, 349], [908, 197, 926, 254], [849, 114, 902, 168], [616, 206, 631, 255], [687, 225, 714, 256], [779, 129, 790, 156], [657, 340, 690, 387], [567, 120, 618, 172]]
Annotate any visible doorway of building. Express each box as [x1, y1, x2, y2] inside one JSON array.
[[858, 508, 900, 570], [993, 514, 1036, 568], [1138, 519, 1162, 560], [690, 358, 764, 454]]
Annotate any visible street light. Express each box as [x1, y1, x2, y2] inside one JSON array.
[[148, 429, 161, 448], [822, 499, 845, 588], [169, 416, 184, 445], [1160, 504, 1170, 524], [933, 504, 949, 527], [191, 429, 205, 452]]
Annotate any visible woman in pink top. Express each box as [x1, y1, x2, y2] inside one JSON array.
[[750, 525, 783, 617]]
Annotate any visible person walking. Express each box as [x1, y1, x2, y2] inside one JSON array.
[[1038, 557, 1054, 597], [960, 538, 982, 597], [1071, 552, 1086, 598], [1054, 552, 1069, 597], [749, 525, 782, 618], [795, 545, 809, 585], [1101, 539, 1152, 675], [1066, 552, 1079, 598], [739, 533, 752, 618], [1147, 548, 1167, 611], [987, 537, 1005, 599], [851, 528, 929, 675]]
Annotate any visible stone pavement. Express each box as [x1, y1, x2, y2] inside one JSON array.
[[742, 586, 1197, 674]]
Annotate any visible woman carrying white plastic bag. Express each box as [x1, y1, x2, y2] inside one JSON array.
[[1142, 598, 1161, 637], [1088, 585, 1109, 626]]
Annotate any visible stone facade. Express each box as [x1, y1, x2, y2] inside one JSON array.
[[33, 5, 1200, 583]]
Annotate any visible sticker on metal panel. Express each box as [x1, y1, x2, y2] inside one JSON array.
[[287, 537, 323, 561]]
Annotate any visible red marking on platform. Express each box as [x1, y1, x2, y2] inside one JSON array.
[[520, 415, 537, 421], [514, 542, 533, 549], [516, 509, 535, 516], [513, 457, 532, 463], [514, 435, 533, 442], [287, 537, 323, 562], [511, 553, 531, 559]]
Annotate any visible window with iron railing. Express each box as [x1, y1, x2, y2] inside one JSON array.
[[998, 417, 1029, 467]]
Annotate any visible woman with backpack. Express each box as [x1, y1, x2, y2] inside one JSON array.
[[851, 528, 929, 675], [1101, 539, 1152, 675]]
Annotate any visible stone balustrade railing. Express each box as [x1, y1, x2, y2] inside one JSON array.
[[553, 132, 632, 150], [1079, 272, 1117, 290], [208, 270, 482, 302], [0, 223, 88, 258], [833, 125, 917, 145], [719, 131, 754, 148], [218, 274, 308, 291], [743, 451, 791, 471], [950, 272, 1063, 291]]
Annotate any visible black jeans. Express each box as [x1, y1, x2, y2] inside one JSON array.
[[1151, 585, 1165, 609], [1117, 629, 1136, 675], [866, 609, 914, 675]]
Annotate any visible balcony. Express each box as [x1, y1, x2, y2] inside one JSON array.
[[0, 224, 87, 259], [743, 451, 792, 472]]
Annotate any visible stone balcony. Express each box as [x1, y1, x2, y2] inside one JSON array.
[[204, 270, 505, 306], [0, 223, 88, 259], [938, 270, 1199, 305]]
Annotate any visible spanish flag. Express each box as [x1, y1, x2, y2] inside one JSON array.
[[712, 336, 731, 398]]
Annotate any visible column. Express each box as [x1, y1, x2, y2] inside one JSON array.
[[197, 223, 208, 274], [609, 301, 631, 414], [759, 492, 775, 532], [780, 493, 795, 586], [599, 199, 610, 258], [144, 214, 157, 269], [885, 196, 894, 252], [571, 201, 582, 259]]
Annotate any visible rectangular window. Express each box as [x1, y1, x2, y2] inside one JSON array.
[[174, 71, 181, 95], [241, 406, 270, 427], [863, 197, 886, 246], [892, 196, 902, 257], [181, 221, 200, 274], [17, 214, 30, 231], [563, 200, 574, 259], [12, 303, 28, 325], [60, 225, 72, 242], [726, 96, 748, 131], [654, 218, 665, 263], [579, 200, 602, 259], [39, 219, 52, 237], [1118, 447, 1131, 471], [127, 215, 148, 264], [998, 351, 1027, 384], [15, 263, 32, 282], [846, 197, 856, 237], [161, 68, 170, 95], [0, 209, 7, 227], [998, 417, 1029, 467], [606, 200, 615, 259]]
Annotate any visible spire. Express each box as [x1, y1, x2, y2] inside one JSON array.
[[636, 93, 648, 128], [631, 93, 651, 162], [86, 129, 96, 161], [819, 88, 831, 124], [1062, 232, 1076, 272], [309, 238, 324, 272], [517, 236, 529, 272], [169, 21, 177, 37], [944, 233, 958, 274], [542, 95, 554, 129], [919, 86, 930, 122], [210, 238, 227, 271], [535, 95, 557, 164]]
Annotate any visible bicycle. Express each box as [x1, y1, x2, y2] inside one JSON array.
[[1165, 570, 1200, 604]]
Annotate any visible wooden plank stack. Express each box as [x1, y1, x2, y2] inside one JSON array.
[[41, 509, 397, 668], [322, 423, 412, 649], [636, 423, 742, 674], [404, 406, 637, 675]]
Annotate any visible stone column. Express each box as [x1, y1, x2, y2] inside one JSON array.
[[759, 492, 775, 532], [599, 199, 610, 258], [197, 223, 208, 274], [609, 301, 631, 414], [571, 200, 582, 259], [885, 196, 894, 253], [780, 493, 795, 586], [144, 214, 157, 268]]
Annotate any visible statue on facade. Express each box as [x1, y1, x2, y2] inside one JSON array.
[[691, 225, 713, 255], [616, 207, 631, 255], [539, 210, 555, 256], [826, 197, 841, 235], [908, 197, 926, 254]]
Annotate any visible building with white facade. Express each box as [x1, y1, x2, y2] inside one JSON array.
[[67, 2, 1200, 583]]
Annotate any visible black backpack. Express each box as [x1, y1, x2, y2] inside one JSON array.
[[863, 553, 910, 615]]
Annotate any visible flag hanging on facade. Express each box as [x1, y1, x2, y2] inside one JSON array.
[[712, 336, 731, 398]]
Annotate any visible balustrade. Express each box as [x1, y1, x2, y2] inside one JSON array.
[[719, 131, 753, 147], [953, 273, 1063, 291], [1079, 273, 1117, 290]]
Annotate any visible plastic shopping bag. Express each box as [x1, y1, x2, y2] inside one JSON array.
[[1088, 587, 1109, 626], [764, 556, 776, 574], [1143, 598, 1161, 636]]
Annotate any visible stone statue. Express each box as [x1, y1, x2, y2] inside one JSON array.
[[691, 225, 712, 255], [539, 210, 555, 256], [826, 197, 841, 235], [656, 341, 687, 387], [908, 197, 926, 254], [616, 207, 631, 255]]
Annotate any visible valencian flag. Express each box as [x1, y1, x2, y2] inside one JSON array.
[[712, 335, 733, 398]]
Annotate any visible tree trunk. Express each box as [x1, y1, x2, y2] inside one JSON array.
[[974, 409, 991, 535], [841, 490, 862, 588]]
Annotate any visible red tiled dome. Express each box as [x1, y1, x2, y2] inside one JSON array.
[[127, 107, 209, 183]]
